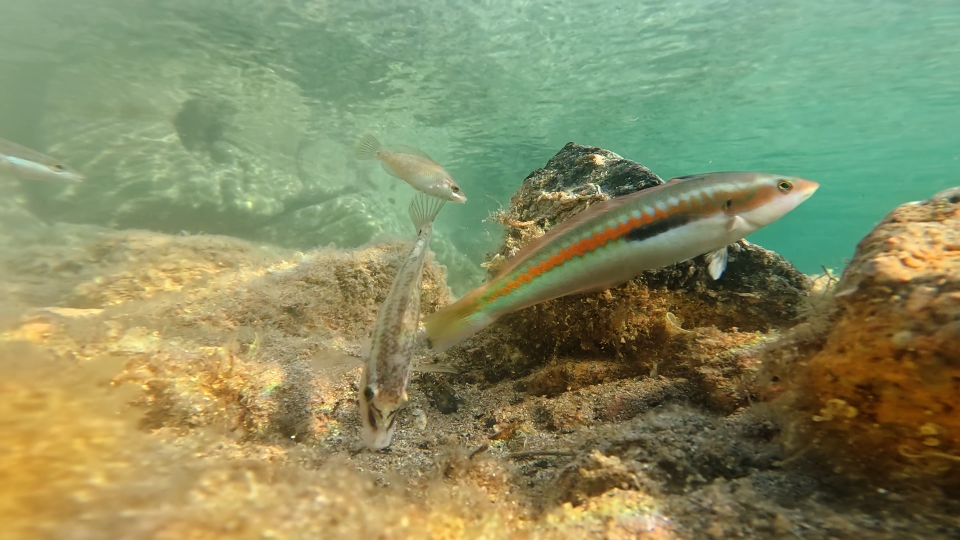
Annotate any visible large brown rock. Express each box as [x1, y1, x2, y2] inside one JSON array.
[[777, 186, 960, 491], [455, 143, 811, 393]]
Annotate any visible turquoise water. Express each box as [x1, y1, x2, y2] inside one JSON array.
[[2, 0, 958, 292]]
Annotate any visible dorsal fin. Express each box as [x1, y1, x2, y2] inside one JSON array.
[[392, 144, 435, 162], [665, 173, 710, 184], [408, 192, 446, 232], [667, 172, 759, 185], [491, 183, 672, 280]]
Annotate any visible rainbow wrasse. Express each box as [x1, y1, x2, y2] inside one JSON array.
[[358, 192, 446, 449], [0, 138, 84, 183], [356, 134, 466, 203], [424, 172, 819, 352]]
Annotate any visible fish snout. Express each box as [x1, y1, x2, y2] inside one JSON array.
[[793, 177, 819, 198]]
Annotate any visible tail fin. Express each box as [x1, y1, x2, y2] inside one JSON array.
[[408, 192, 446, 233], [355, 134, 383, 160], [422, 288, 494, 352]]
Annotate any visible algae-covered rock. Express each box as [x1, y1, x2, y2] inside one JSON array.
[[555, 450, 642, 506], [488, 142, 662, 268], [454, 142, 810, 415], [775, 187, 960, 491], [1, 227, 451, 443]]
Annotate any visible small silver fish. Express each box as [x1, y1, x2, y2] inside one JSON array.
[[358, 192, 447, 449], [0, 138, 84, 183], [355, 134, 466, 203]]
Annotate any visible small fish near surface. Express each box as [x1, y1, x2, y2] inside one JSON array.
[[424, 172, 819, 352], [355, 134, 467, 203], [0, 137, 84, 183], [358, 192, 447, 449]]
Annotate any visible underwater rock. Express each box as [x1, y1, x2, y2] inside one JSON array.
[[566, 405, 782, 496], [555, 450, 641, 506], [455, 142, 810, 408], [537, 489, 675, 539], [522, 360, 626, 398], [252, 192, 406, 251], [28, 50, 396, 253], [487, 142, 662, 270], [1, 228, 451, 442], [1, 227, 287, 309], [776, 188, 960, 491], [3, 219, 958, 538], [420, 375, 465, 414]]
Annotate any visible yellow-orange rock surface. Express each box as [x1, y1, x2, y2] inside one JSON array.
[[789, 189, 960, 489]]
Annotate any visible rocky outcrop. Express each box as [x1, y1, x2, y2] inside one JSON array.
[[453, 143, 811, 410], [1, 227, 452, 443], [774, 186, 960, 491]]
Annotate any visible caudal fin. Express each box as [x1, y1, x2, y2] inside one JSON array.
[[408, 192, 446, 233], [355, 134, 383, 160], [422, 288, 494, 352]]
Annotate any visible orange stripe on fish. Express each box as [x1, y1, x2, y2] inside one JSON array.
[[484, 191, 721, 303]]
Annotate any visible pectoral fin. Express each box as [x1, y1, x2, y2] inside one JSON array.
[[705, 247, 728, 280], [726, 215, 747, 233]]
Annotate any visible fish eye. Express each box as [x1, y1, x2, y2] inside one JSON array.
[[452, 186, 461, 192], [49, 164, 65, 172], [724, 199, 733, 210], [363, 386, 375, 402], [777, 180, 793, 193]]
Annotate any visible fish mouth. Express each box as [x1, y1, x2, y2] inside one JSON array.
[[360, 425, 395, 450], [796, 178, 819, 198]]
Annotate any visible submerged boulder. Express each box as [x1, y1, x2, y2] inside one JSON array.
[[455, 142, 811, 403], [775, 187, 960, 491]]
